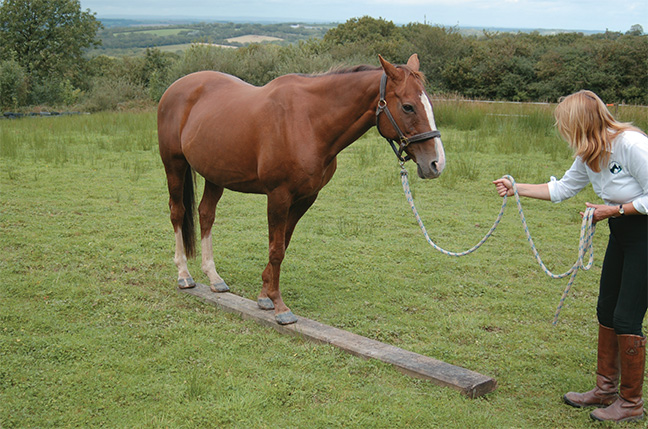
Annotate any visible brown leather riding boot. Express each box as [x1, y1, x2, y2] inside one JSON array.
[[591, 334, 646, 422], [563, 324, 619, 408]]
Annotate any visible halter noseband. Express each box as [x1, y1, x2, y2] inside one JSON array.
[[375, 73, 441, 163]]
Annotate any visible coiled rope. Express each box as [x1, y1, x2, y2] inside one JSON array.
[[400, 165, 596, 324]]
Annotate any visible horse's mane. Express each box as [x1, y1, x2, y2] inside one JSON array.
[[323, 64, 381, 75], [311, 64, 426, 82]]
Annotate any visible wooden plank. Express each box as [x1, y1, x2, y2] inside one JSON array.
[[180, 283, 497, 398]]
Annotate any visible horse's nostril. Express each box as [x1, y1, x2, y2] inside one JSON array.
[[430, 161, 438, 173]]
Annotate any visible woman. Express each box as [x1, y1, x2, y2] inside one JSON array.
[[493, 90, 648, 423]]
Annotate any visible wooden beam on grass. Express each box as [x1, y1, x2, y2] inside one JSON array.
[[180, 283, 497, 398]]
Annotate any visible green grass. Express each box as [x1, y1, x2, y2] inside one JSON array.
[[1, 105, 646, 427]]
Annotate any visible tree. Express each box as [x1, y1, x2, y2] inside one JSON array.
[[0, 59, 27, 109], [322, 16, 409, 64], [626, 24, 644, 36], [400, 24, 470, 92], [0, 0, 101, 104]]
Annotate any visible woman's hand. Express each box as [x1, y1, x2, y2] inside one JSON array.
[[493, 178, 514, 197], [492, 179, 551, 201], [581, 202, 621, 223]]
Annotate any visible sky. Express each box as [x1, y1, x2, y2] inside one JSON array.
[[79, 0, 647, 33]]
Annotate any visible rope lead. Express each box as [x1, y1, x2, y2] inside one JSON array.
[[400, 167, 596, 325]]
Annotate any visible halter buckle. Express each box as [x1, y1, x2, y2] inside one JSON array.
[[399, 136, 410, 149]]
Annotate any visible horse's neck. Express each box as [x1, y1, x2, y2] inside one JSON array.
[[318, 71, 382, 161]]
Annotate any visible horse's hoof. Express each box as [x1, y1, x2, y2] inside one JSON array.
[[177, 277, 196, 289], [210, 281, 230, 293], [275, 311, 297, 325], [257, 297, 275, 310]]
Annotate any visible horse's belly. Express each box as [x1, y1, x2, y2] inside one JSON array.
[[187, 152, 264, 194], [181, 113, 265, 191]]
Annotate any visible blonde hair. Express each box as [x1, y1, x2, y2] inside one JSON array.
[[554, 90, 642, 172]]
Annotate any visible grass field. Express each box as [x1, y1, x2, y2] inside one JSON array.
[[1, 102, 646, 427], [116, 28, 193, 37], [226, 35, 284, 44]]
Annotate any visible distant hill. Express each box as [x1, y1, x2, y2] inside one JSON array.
[[93, 19, 336, 55], [91, 17, 605, 57], [97, 16, 603, 35], [456, 26, 601, 36]]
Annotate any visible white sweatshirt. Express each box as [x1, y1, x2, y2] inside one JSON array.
[[547, 130, 648, 215]]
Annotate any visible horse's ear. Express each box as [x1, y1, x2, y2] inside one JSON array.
[[379, 55, 401, 80], [406, 54, 420, 72]]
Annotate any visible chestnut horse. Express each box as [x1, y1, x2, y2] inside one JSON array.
[[158, 54, 445, 325]]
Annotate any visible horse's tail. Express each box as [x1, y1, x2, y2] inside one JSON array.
[[182, 167, 197, 259]]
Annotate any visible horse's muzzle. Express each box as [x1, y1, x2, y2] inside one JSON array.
[[417, 160, 442, 179], [416, 140, 445, 179]]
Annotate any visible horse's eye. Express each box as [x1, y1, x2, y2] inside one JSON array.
[[402, 104, 415, 113]]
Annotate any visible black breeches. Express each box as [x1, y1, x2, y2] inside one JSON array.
[[597, 215, 648, 335]]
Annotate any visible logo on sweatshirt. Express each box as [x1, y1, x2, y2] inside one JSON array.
[[608, 161, 623, 174]]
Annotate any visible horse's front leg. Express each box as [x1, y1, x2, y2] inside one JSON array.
[[258, 193, 318, 323], [260, 191, 297, 325], [257, 264, 275, 310]]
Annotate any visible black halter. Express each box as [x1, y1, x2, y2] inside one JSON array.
[[375, 73, 441, 162]]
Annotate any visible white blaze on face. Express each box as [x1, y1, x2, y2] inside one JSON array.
[[419, 93, 446, 171]]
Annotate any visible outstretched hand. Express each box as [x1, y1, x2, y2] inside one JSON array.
[[492, 178, 514, 197]]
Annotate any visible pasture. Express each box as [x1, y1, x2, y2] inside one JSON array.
[[115, 28, 193, 37], [225, 35, 284, 44], [1, 102, 646, 427]]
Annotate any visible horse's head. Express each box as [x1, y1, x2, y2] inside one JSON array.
[[377, 54, 446, 179]]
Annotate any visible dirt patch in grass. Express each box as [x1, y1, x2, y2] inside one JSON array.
[[226, 34, 283, 44]]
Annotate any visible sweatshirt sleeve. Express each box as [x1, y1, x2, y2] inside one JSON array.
[[547, 159, 590, 203], [626, 135, 648, 215]]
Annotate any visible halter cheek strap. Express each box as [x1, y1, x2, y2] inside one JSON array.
[[375, 73, 441, 162]]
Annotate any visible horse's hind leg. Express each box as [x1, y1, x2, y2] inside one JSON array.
[[164, 158, 196, 289], [199, 180, 229, 292]]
